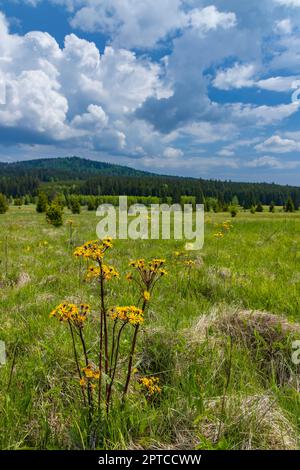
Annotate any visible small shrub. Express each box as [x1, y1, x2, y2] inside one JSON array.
[[269, 203, 275, 213], [256, 202, 264, 213], [70, 197, 81, 214], [87, 198, 96, 211], [14, 198, 23, 206], [46, 203, 63, 227], [229, 205, 238, 218]]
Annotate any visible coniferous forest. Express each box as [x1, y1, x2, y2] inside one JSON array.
[[0, 156, 299, 209]]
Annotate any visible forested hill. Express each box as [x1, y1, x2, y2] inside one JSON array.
[[0, 156, 300, 208], [0, 156, 152, 180]]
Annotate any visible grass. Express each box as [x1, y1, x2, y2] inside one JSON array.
[[0, 205, 300, 449]]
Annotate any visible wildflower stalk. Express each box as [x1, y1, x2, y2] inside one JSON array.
[[109, 319, 118, 375], [98, 296, 104, 411], [68, 320, 87, 407], [106, 322, 127, 413], [6, 342, 18, 393], [98, 258, 109, 411], [122, 299, 147, 401], [99, 261, 109, 393], [78, 328, 93, 419]]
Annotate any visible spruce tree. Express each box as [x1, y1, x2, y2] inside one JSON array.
[[285, 197, 295, 213], [0, 193, 8, 214], [36, 192, 48, 213]]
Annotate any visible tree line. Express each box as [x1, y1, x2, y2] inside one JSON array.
[[1, 157, 300, 209]]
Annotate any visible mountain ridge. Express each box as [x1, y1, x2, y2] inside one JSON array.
[[0, 156, 155, 179]]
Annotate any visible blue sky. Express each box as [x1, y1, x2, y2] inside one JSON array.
[[1, 1, 300, 184]]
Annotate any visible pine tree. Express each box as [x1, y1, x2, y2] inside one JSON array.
[[0, 193, 8, 214], [36, 192, 48, 213], [285, 197, 295, 213]]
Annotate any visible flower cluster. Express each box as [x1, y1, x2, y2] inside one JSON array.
[[222, 220, 233, 231], [213, 220, 233, 239], [51, 241, 166, 416], [86, 264, 119, 281], [139, 376, 161, 397], [184, 259, 195, 267], [80, 364, 100, 388], [213, 232, 224, 239], [109, 306, 144, 325], [128, 258, 167, 291], [74, 238, 113, 261], [50, 302, 90, 328]]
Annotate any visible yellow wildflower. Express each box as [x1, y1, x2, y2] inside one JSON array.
[[50, 302, 90, 328], [214, 232, 224, 239], [126, 272, 133, 282], [184, 260, 195, 267], [74, 238, 113, 261], [139, 376, 162, 396], [143, 291, 151, 301], [86, 264, 119, 281], [109, 306, 144, 325], [129, 258, 166, 292], [79, 378, 86, 387]]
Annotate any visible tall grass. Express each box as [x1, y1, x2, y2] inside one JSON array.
[[0, 206, 300, 449]]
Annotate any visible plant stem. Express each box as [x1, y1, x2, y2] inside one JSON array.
[[99, 261, 109, 400], [79, 328, 93, 420], [122, 299, 147, 401], [109, 319, 118, 376], [68, 321, 86, 407], [6, 342, 18, 393], [106, 322, 127, 413]]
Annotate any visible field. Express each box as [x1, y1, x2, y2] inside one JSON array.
[[1, 206, 300, 450]]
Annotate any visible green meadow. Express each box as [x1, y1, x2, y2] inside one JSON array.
[[1, 205, 300, 450]]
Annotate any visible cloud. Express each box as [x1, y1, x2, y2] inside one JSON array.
[[140, 155, 240, 172], [213, 63, 256, 90], [0, 12, 166, 152], [217, 148, 235, 157], [188, 6, 236, 32], [255, 135, 300, 153], [257, 75, 300, 91], [229, 102, 299, 125], [213, 63, 300, 93], [274, 0, 300, 7], [20, 1, 237, 49], [274, 18, 292, 34], [246, 155, 300, 169], [70, 0, 186, 49], [163, 147, 183, 158], [5, 1, 300, 181]]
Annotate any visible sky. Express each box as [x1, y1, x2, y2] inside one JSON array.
[[1, 1, 300, 183]]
